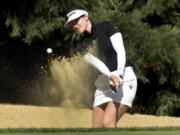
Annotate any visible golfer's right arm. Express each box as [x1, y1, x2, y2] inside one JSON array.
[[83, 53, 122, 86], [83, 53, 111, 77]]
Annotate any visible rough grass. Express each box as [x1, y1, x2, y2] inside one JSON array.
[[0, 127, 180, 135]]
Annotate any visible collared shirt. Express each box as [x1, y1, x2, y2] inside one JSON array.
[[76, 21, 129, 75]]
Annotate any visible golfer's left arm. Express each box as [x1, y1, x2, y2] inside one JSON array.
[[110, 32, 126, 77]]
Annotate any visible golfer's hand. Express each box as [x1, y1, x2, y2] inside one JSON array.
[[110, 75, 123, 86]]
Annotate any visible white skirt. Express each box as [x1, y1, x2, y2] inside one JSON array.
[[93, 67, 137, 107]]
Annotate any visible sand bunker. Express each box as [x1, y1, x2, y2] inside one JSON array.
[[0, 104, 180, 128]]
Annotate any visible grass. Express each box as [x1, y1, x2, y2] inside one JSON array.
[[0, 127, 180, 135]]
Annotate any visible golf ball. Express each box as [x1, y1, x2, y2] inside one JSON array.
[[47, 48, 52, 54]]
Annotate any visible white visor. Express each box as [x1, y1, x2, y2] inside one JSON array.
[[65, 9, 88, 26]]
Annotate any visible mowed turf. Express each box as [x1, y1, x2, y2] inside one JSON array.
[[0, 131, 180, 135], [0, 127, 180, 135]]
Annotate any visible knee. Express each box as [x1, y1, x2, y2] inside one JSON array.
[[102, 119, 116, 128]]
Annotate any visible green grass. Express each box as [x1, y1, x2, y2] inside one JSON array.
[[0, 127, 180, 135]]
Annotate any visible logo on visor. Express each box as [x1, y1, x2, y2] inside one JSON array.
[[67, 11, 76, 17]]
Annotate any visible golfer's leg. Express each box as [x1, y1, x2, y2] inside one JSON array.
[[103, 102, 120, 128], [92, 103, 107, 128], [117, 104, 129, 122]]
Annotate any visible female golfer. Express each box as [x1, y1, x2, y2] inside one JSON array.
[[65, 8, 137, 128]]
